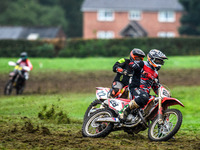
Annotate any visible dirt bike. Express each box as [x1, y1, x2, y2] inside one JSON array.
[[83, 72, 133, 121], [83, 85, 130, 120], [82, 79, 184, 141], [4, 61, 30, 95]]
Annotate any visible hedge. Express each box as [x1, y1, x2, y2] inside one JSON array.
[[58, 38, 200, 57], [0, 40, 55, 57], [1, 38, 200, 57]]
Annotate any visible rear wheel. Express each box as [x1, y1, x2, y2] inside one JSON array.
[[148, 109, 182, 141], [4, 81, 13, 95], [82, 109, 114, 138], [83, 99, 103, 121]]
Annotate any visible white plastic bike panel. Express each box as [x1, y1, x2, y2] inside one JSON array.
[[108, 99, 129, 111], [96, 88, 110, 99]]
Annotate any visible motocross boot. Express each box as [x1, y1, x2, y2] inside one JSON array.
[[119, 100, 139, 123]]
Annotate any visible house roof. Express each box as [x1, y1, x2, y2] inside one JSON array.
[[20, 27, 61, 39], [0, 27, 24, 40], [120, 21, 148, 37], [0, 26, 65, 40], [81, 0, 183, 12]]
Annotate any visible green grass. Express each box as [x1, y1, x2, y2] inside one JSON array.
[[0, 56, 200, 74], [0, 93, 95, 120], [0, 86, 200, 131]]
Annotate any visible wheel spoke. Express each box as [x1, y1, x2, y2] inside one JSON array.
[[150, 110, 180, 140], [85, 111, 111, 136]]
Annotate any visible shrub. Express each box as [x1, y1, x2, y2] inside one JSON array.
[[59, 37, 200, 57]]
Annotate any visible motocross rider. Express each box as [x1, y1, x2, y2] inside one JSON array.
[[119, 49, 168, 122], [109, 48, 145, 98], [16, 52, 33, 81]]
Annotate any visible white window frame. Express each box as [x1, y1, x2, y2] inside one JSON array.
[[157, 32, 175, 38], [97, 9, 114, 21], [158, 11, 175, 22], [129, 10, 142, 20], [97, 31, 114, 39]]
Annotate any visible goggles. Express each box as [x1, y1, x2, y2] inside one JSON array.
[[133, 55, 144, 61], [154, 58, 164, 65]]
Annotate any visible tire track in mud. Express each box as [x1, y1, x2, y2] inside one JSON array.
[[0, 69, 200, 94], [0, 121, 199, 150]]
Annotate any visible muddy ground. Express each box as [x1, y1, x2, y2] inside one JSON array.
[[0, 69, 200, 149], [0, 69, 200, 94], [0, 119, 200, 150]]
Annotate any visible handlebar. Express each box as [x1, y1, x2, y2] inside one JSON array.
[[9, 61, 30, 72]]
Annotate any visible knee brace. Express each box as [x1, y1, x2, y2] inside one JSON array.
[[131, 88, 149, 108]]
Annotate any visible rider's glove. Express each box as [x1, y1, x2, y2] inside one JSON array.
[[129, 61, 143, 71], [122, 69, 127, 75], [116, 67, 123, 73], [143, 71, 154, 80], [116, 68, 128, 75]]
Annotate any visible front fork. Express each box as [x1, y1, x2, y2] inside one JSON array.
[[157, 94, 164, 125]]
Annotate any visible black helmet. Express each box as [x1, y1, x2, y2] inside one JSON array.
[[147, 49, 168, 70], [130, 48, 145, 62], [20, 52, 28, 61]]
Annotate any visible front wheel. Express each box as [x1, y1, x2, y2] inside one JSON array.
[[4, 80, 13, 95], [148, 109, 182, 141], [82, 109, 114, 138], [16, 78, 25, 95]]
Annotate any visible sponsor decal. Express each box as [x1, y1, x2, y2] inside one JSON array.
[[97, 90, 106, 97]]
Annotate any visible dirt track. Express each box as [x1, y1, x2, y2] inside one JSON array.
[[1, 70, 200, 149], [0, 69, 200, 94], [0, 120, 200, 150]]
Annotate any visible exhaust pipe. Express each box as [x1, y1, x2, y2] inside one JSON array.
[[96, 117, 120, 123], [95, 117, 143, 128]]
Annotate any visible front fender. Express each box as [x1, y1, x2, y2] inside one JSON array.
[[162, 97, 184, 108], [146, 97, 184, 121]]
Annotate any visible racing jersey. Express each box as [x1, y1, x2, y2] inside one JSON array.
[[17, 58, 33, 71], [113, 58, 132, 86], [140, 61, 159, 94]]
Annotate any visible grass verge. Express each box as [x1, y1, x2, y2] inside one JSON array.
[[0, 86, 200, 131], [0, 56, 200, 74]]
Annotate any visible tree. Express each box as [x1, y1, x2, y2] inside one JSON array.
[[38, 0, 58, 6], [59, 0, 83, 38], [0, 0, 67, 31], [0, 0, 11, 13], [0, 0, 84, 38], [179, 0, 200, 35]]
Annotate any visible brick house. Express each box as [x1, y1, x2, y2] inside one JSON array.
[[81, 0, 184, 39]]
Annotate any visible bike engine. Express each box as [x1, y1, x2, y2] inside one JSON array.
[[126, 114, 139, 123]]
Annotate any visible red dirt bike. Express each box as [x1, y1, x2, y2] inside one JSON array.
[[82, 79, 184, 141], [83, 85, 130, 120], [83, 73, 133, 120], [4, 61, 30, 95]]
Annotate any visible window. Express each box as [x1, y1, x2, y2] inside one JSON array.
[[129, 10, 141, 20], [27, 33, 39, 40], [158, 32, 175, 37], [97, 9, 114, 21], [97, 31, 114, 39], [158, 11, 175, 22]]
